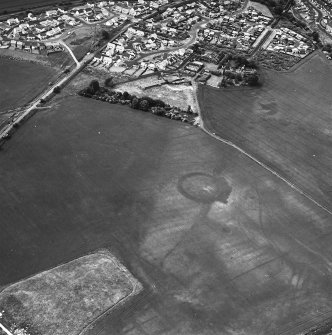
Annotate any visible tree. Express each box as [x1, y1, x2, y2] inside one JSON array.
[[322, 44, 332, 52], [122, 91, 130, 100], [139, 99, 150, 111], [101, 30, 110, 40], [53, 86, 61, 94], [141, 96, 155, 106], [274, 5, 283, 15], [235, 73, 242, 81], [247, 73, 260, 86], [154, 99, 166, 107], [312, 31, 320, 42], [89, 80, 100, 94], [104, 77, 114, 87], [247, 60, 257, 69], [131, 97, 139, 109]]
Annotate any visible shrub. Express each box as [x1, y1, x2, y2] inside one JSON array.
[[89, 80, 100, 94], [104, 77, 115, 87]]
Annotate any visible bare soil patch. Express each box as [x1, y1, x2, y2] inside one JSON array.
[[0, 251, 142, 335]]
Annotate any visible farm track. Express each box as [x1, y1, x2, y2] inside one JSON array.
[[198, 114, 332, 216], [197, 53, 332, 216]]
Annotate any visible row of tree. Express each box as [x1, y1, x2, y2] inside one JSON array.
[[78, 81, 196, 123], [81, 80, 168, 112]]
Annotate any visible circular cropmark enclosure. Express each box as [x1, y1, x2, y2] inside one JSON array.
[[178, 172, 232, 204]]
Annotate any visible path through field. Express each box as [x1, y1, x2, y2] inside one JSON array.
[[199, 52, 332, 212]]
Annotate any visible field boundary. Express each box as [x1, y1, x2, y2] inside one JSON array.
[[78, 267, 142, 335], [261, 50, 328, 74], [196, 85, 332, 217], [0, 248, 129, 292], [0, 249, 142, 335]]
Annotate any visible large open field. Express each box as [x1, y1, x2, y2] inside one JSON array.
[[0, 0, 66, 12], [0, 57, 56, 128], [199, 52, 332, 211], [0, 92, 331, 335]]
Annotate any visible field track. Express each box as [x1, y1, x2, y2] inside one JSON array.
[[199, 52, 332, 212], [198, 124, 332, 216]]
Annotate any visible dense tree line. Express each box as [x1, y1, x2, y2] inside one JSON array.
[[80, 80, 167, 112], [78, 80, 197, 124]]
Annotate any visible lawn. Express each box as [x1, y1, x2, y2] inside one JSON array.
[[199, 52, 332, 211], [0, 93, 331, 335], [0, 251, 142, 335]]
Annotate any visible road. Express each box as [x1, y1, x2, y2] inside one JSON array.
[[59, 40, 80, 66], [0, 0, 191, 142], [0, 23, 129, 141], [0, 323, 13, 335]]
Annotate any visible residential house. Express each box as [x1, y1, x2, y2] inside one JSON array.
[[12, 27, 22, 35], [101, 8, 110, 16], [106, 42, 116, 55], [57, 8, 67, 14], [7, 18, 19, 26], [129, 8, 138, 16], [156, 59, 168, 70], [46, 10, 58, 17], [26, 33, 36, 40], [27, 13, 37, 21], [16, 40, 24, 49], [19, 23, 30, 29], [97, 1, 108, 7]]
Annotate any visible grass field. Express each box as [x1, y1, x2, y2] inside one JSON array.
[[0, 57, 56, 128], [199, 52, 332, 211], [0, 251, 142, 335], [0, 0, 69, 12], [0, 91, 331, 335], [66, 27, 96, 61], [245, 1, 273, 17]]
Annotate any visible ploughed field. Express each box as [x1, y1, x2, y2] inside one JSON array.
[[199, 52, 332, 211], [0, 57, 56, 129], [0, 95, 331, 335]]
